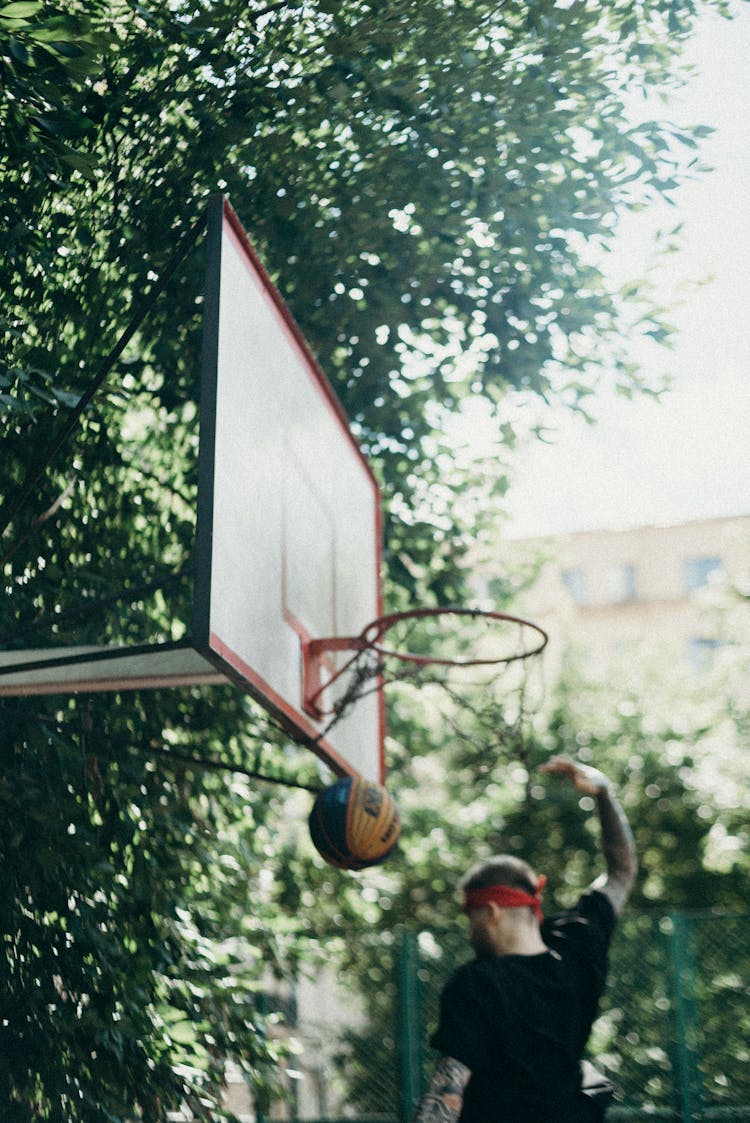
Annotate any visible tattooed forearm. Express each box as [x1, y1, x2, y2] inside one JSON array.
[[593, 785, 637, 913], [412, 1055, 471, 1123]]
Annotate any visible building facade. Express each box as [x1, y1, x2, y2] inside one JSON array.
[[495, 514, 750, 679]]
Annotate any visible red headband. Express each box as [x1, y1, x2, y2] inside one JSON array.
[[463, 875, 547, 922]]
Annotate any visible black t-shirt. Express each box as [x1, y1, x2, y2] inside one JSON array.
[[430, 890, 616, 1123]]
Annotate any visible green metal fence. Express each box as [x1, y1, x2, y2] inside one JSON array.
[[301, 912, 749, 1123]]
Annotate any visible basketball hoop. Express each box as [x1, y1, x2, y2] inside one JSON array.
[[362, 606, 548, 667], [302, 606, 548, 722]]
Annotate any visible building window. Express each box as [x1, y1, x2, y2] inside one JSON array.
[[561, 567, 587, 605], [604, 563, 638, 604], [683, 556, 722, 593], [689, 637, 721, 670]]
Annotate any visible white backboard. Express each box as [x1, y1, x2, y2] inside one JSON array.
[[194, 197, 384, 780]]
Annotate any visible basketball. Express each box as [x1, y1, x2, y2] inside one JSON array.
[[308, 776, 401, 870]]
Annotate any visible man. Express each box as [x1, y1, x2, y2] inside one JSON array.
[[412, 756, 637, 1123]]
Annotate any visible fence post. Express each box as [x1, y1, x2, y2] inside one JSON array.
[[669, 914, 705, 1121], [256, 990, 267, 1123], [396, 930, 422, 1123]]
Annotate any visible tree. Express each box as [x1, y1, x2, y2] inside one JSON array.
[[3, 0, 722, 597], [1, 0, 736, 1117]]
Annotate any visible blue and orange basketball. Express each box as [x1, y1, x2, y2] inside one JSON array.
[[309, 776, 401, 870]]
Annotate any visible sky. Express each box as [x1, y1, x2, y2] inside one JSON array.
[[501, 2, 750, 539]]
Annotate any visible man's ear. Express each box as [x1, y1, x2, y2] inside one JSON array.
[[485, 902, 502, 925]]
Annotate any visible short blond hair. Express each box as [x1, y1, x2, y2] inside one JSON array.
[[460, 854, 539, 897]]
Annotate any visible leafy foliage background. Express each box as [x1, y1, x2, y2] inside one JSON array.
[[1, 0, 743, 1118]]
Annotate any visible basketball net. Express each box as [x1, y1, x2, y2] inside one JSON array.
[[305, 607, 548, 771]]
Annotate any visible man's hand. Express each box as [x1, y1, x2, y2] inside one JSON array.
[[538, 755, 611, 796]]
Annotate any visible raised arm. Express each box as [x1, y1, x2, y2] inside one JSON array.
[[412, 1056, 472, 1123], [539, 756, 637, 914]]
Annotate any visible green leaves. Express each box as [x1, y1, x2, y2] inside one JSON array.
[[0, 691, 299, 1119], [1, 2, 45, 15], [0, 1, 109, 200], [0, 0, 736, 1116]]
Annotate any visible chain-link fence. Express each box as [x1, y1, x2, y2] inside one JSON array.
[[288, 911, 749, 1123]]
